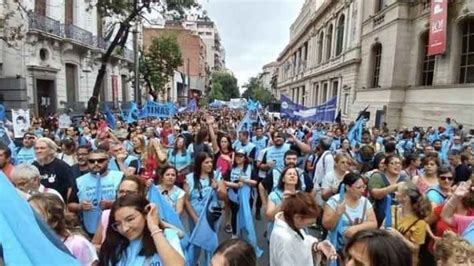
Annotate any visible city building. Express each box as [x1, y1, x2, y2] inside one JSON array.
[[0, 0, 135, 116], [259, 61, 278, 91], [143, 21, 208, 105], [275, 0, 474, 129], [275, 0, 363, 117], [353, 0, 474, 129]]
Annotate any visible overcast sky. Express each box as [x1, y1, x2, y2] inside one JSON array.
[[199, 0, 305, 88]]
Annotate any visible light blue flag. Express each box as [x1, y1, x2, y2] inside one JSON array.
[[126, 102, 139, 124], [384, 196, 392, 228], [237, 111, 252, 133], [0, 104, 5, 121], [104, 105, 116, 129], [236, 185, 264, 257], [188, 191, 221, 253], [0, 173, 80, 265], [147, 186, 191, 265], [347, 118, 364, 147], [439, 139, 451, 164], [329, 185, 345, 252]]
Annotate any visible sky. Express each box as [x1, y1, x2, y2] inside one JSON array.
[[199, 0, 306, 88]]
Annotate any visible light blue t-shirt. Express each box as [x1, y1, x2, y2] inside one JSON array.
[[186, 171, 222, 218], [228, 165, 252, 203], [117, 229, 183, 266], [462, 221, 474, 245], [426, 186, 447, 205], [15, 147, 35, 165], [167, 150, 192, 171], [157, 184, 185, 212], [326, 194, 372, 249], [76, 170, 123, 234]]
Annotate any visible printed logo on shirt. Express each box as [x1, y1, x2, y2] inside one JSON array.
[[40, 174, 56, 183]]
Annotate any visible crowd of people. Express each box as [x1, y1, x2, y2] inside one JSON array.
[[0, 107, 473, 266]]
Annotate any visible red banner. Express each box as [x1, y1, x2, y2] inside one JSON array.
[[427, 0, 448, 56]]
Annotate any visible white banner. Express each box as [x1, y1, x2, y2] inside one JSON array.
[[12, 109, 30, 138], [58, 114, 72, 129]]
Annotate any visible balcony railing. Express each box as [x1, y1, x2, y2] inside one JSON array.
[[63, 23, 94, 46], [28, 13, 134, 62], [29, 13, 62, 37]]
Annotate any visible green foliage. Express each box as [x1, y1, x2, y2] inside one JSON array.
[[209, 71, 239, 101], [96, 0, 198, 17], [242, 76, 275, 107], [140, 34, 183, 97]]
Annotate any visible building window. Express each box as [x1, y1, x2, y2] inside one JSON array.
[[322, 82, 328, 103], [302, 86, 307, 106], [65, 63, 77, 103], [372, 43, 382, 87], [420, 33, 435, 86], [313, 83, 320, 105], [318, 31, 324, 64], [326, 24, 333, 61], [336, 15, 345, 56], [343, 93, 349, 115], [460, 20, 474, 84], [375, 0, 386, 13], [332, 80, 339, 98]]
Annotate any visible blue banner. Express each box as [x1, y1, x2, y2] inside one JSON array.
[[103, 105, 116, 129], [124, 101, 177, 123], [0, 104, 5, 121], [280, 95, 337, 122]]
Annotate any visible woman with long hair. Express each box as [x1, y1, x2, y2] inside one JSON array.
[[323, 172, 377, 253], [337, 138, 355, 159], [167, 135, 192, 187], [389, 182, 432, 266], [412, 154, 440, 194], [57, 138, 77, 166], [130, 135, 146, 158], [183, 152, 224, 265], [98, 194, 184, 266], [321, 153, 351, 201], [28, 194, 98, 266], [207, 116, 234, 178], [157, 166, 185, 215], [344, 229, 412, 266], [224, 149, 257, 238], [92, 176, 147, 250], [265, 166, 302, 238], [211, 239, 256, 266], [140, 137, 167, 182], [269, 192, 336, 265], [368, 155, 409, 226], [400, 153, 422, 180]]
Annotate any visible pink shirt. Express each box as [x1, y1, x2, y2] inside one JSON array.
[[64, 234, 98, 266], [101, 209, 111, 243], [452, 214, 474, 234]]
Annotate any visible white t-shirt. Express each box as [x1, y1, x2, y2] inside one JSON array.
[[321, 171, 344, 192], [270, 212, 318, 266]]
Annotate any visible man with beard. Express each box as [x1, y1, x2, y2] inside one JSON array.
[[16, 133, 36, 165], [68, 149, 123, 236], [32, 137, 73, 202]]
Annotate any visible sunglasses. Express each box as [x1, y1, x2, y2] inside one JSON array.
[[439, 175, 454, 181], [88, 158, 108, 164]]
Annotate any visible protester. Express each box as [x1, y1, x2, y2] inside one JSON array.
[[157, 166, 185, 215], [343, 229, 412, 266], [166, 135, 192, 187], [321, 153, 351, 201], [434, 231, 474, 266], [108, 141, 140, 177], [0, 145, 14, 181], [211, 239, 257, 266], [11, 163, 63, 200], [269, 192, 337, 265], [15, 132, 36, 164], [323, 172, 377, 253], [426, 167, 454, 207], [98, 194, 184, 266], [32, 137, 73, 202], [28, 193, 98, 266], [413, 154, 440, 194], [57, 138, 78, 166]]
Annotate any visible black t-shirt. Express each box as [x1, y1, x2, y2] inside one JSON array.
[[455, 163, 472, 184], [33, 158, 73, 202]]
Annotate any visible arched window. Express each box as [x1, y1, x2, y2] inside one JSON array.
[[317, 31, 324, 64], [336, 15, 345, 56], [420, 32, 435, 86], [459, 19, 474, 84], [326, 24, 333, 60], [371, 43, 382, 87]]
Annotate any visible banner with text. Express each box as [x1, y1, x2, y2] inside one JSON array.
[[280, 95, 336, 122], [428, 0, 448, 56]]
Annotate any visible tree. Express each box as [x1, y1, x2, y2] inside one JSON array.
[[140, 33, 182, 101], [242, 76, 275, 107], [85, 0, 198, 114], [209, 71, 239, 101]]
